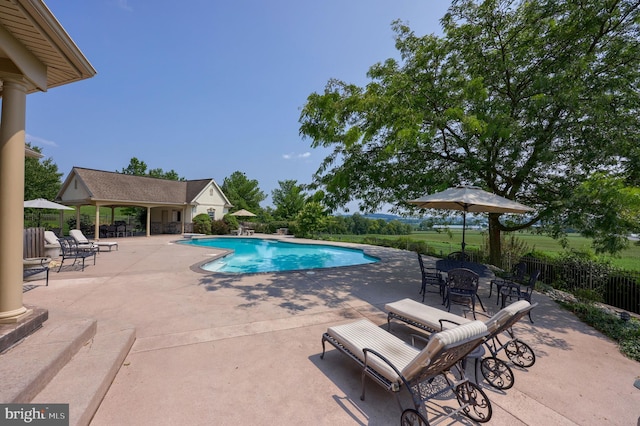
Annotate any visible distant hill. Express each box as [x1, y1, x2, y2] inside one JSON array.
[[363, 213, 423, 224]]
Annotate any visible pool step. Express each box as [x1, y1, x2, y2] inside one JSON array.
[[32, 322, 135, 426], [0, 317, 135, 426]]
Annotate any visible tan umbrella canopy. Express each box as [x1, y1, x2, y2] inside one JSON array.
[[24, 198, 73, 210], [24, 198, 74, 227], [230, 209, 256, 217], [408, 186, 534, 256]]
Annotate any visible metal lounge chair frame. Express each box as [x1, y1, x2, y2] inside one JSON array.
[[57, 237, 96, 272], [70, 229, 118, 252], [385, 298, 537, 390], [321, 319, 493, 424]]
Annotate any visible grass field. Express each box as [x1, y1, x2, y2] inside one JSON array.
[[328, 229, 640, 271]]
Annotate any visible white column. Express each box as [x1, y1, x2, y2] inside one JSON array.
[[94, 204, 100, 240], [0, 77, 30, 323], [146, 207, 151, 237]]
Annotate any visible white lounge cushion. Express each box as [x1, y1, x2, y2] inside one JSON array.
[[327, 320, 418, 387], [386, 298, 469, 331], [44, 231, 60, 246], [386, 298, 531, 335], [484, 300, 531, 333]]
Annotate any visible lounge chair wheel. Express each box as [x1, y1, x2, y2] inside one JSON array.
[[480, 357, 514, 390], [505, 338, 536, 368], [454, 381, 492, 423], [400, 408, 429, 426]]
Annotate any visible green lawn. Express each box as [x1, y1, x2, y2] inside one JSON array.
[[328, 229, 640, 271]]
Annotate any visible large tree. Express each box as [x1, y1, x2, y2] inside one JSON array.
[[221, 171, 266, 213], [271, 179, 306, 220], [299, 0, 640, 264], [120, 157, 183, 180], [24, 144, 62, 201]]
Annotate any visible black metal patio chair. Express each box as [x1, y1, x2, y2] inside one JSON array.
[[57, 236, 96, 272], [417, 252, 445, 303], [444, 268, 484, 319]]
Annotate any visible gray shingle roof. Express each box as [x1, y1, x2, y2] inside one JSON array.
[[61, 167, 215, 205]]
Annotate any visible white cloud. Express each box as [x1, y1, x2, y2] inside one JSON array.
[[116, 0, 133, 12], [283, 152, 311, 160], [26, 134, 57, 148]]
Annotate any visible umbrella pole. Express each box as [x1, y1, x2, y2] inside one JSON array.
[[461, 210, 467, 262]]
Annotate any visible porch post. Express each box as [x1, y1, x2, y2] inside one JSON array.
[[146, 207, 151, 237], [0, 77, 31, 323], [94, 204, 100, 240]]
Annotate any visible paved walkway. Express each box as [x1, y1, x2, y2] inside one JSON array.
[[23, 235, 640, 425]]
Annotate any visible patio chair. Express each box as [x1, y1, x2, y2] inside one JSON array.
[[417, 252, 445, 303], [386, 298, 537, 390], [321, 319, 492, 424], [57, 237, 96, 272], [44, 230, 62, 257], [444, 268, 484, 319], [500, 270, 541, 323], [489, 261, 527, 305], [70, 229, 118, 252], [23, 257, 50, 286]]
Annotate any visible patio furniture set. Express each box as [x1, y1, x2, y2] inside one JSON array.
[[39, 230, 119, 273], [320, 252, 540, 425]]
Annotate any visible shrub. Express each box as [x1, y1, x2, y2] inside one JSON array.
[[192, 213, 212, 234], [210, 219, 230, 235], [223, 214, 239, 229]]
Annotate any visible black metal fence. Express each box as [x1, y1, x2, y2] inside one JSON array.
[[515, 255, 639, 314], [457, 248, 640, 314]]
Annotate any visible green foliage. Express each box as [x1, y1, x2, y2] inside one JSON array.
[[192, 213, 212, 234], [120, 157, 148, 176], [553, 174, 640, 254], [24, 144, 63, 201], [120, 157, 184, 180], [299, 0, 640, 263], [554, 250, 611, 300], [323, 214, 412, 236], [295, 202, 327, 238], [561, 301, 640, 362], [221, 171, 266, 213], [66, 214, 92, 234], [481, 232, 531, 265], [261, 220, 290, 234], [271, 180, 306, 220], [223, 214, 239, 229], [210, 219, 230, 235]]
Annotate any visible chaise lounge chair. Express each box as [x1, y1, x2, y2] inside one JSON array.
[[321, 319, 492, 424], [57, 237, 96, 272], [44, 230, 62, 257], [70, 229, 118, 252], [385, 298, 537, 390]]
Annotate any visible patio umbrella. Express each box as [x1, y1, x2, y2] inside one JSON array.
[[408, 186, 534, 257], [230, 209, 256, 217], [24, 198, 73, 227]]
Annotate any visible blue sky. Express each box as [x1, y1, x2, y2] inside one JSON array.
[[27, 0, 451, 211]]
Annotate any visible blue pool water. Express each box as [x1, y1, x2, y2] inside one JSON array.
[[182, 237, 378, 273]]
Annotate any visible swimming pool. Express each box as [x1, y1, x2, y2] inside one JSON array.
[[183, 237, 379, 273]]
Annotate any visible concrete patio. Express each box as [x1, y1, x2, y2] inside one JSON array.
[[7, 235, 640, 425]]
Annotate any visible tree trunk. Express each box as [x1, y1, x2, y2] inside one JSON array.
[[488, 213, 502, 266]]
